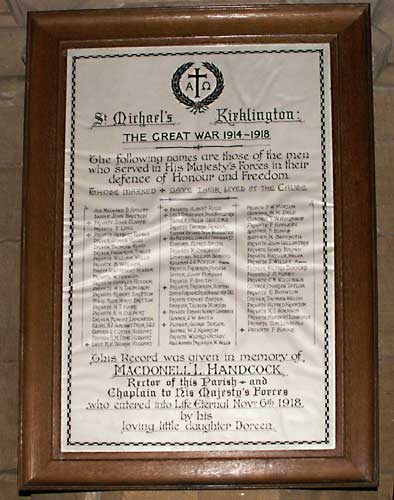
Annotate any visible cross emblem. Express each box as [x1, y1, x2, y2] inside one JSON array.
[[187, 67, 208, 98]]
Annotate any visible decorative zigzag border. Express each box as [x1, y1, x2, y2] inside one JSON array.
[[65, 48, 331, 448], [318, 50, 331, 444], [66, 56, 77, 446]]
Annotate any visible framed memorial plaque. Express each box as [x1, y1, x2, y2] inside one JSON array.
[[20, 4, 377, 490]]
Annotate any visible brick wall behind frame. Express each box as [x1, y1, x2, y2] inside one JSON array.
[[1, 0, 393, 498]]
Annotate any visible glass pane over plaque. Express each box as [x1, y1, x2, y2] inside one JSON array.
[[61, 44, 335, 452]]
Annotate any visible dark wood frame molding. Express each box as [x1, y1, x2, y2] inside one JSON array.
[[19, 4, 377, 491]]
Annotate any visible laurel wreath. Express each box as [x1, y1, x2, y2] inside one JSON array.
[[171, 62, 225, 114]]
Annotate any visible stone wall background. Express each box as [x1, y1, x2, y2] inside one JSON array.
[[0, 0, 392, 498]]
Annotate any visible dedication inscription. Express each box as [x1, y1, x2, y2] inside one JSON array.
[[61, 44, 335, 452]]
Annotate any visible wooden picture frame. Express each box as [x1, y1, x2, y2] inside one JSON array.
[[20, 4, 377, 491]]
